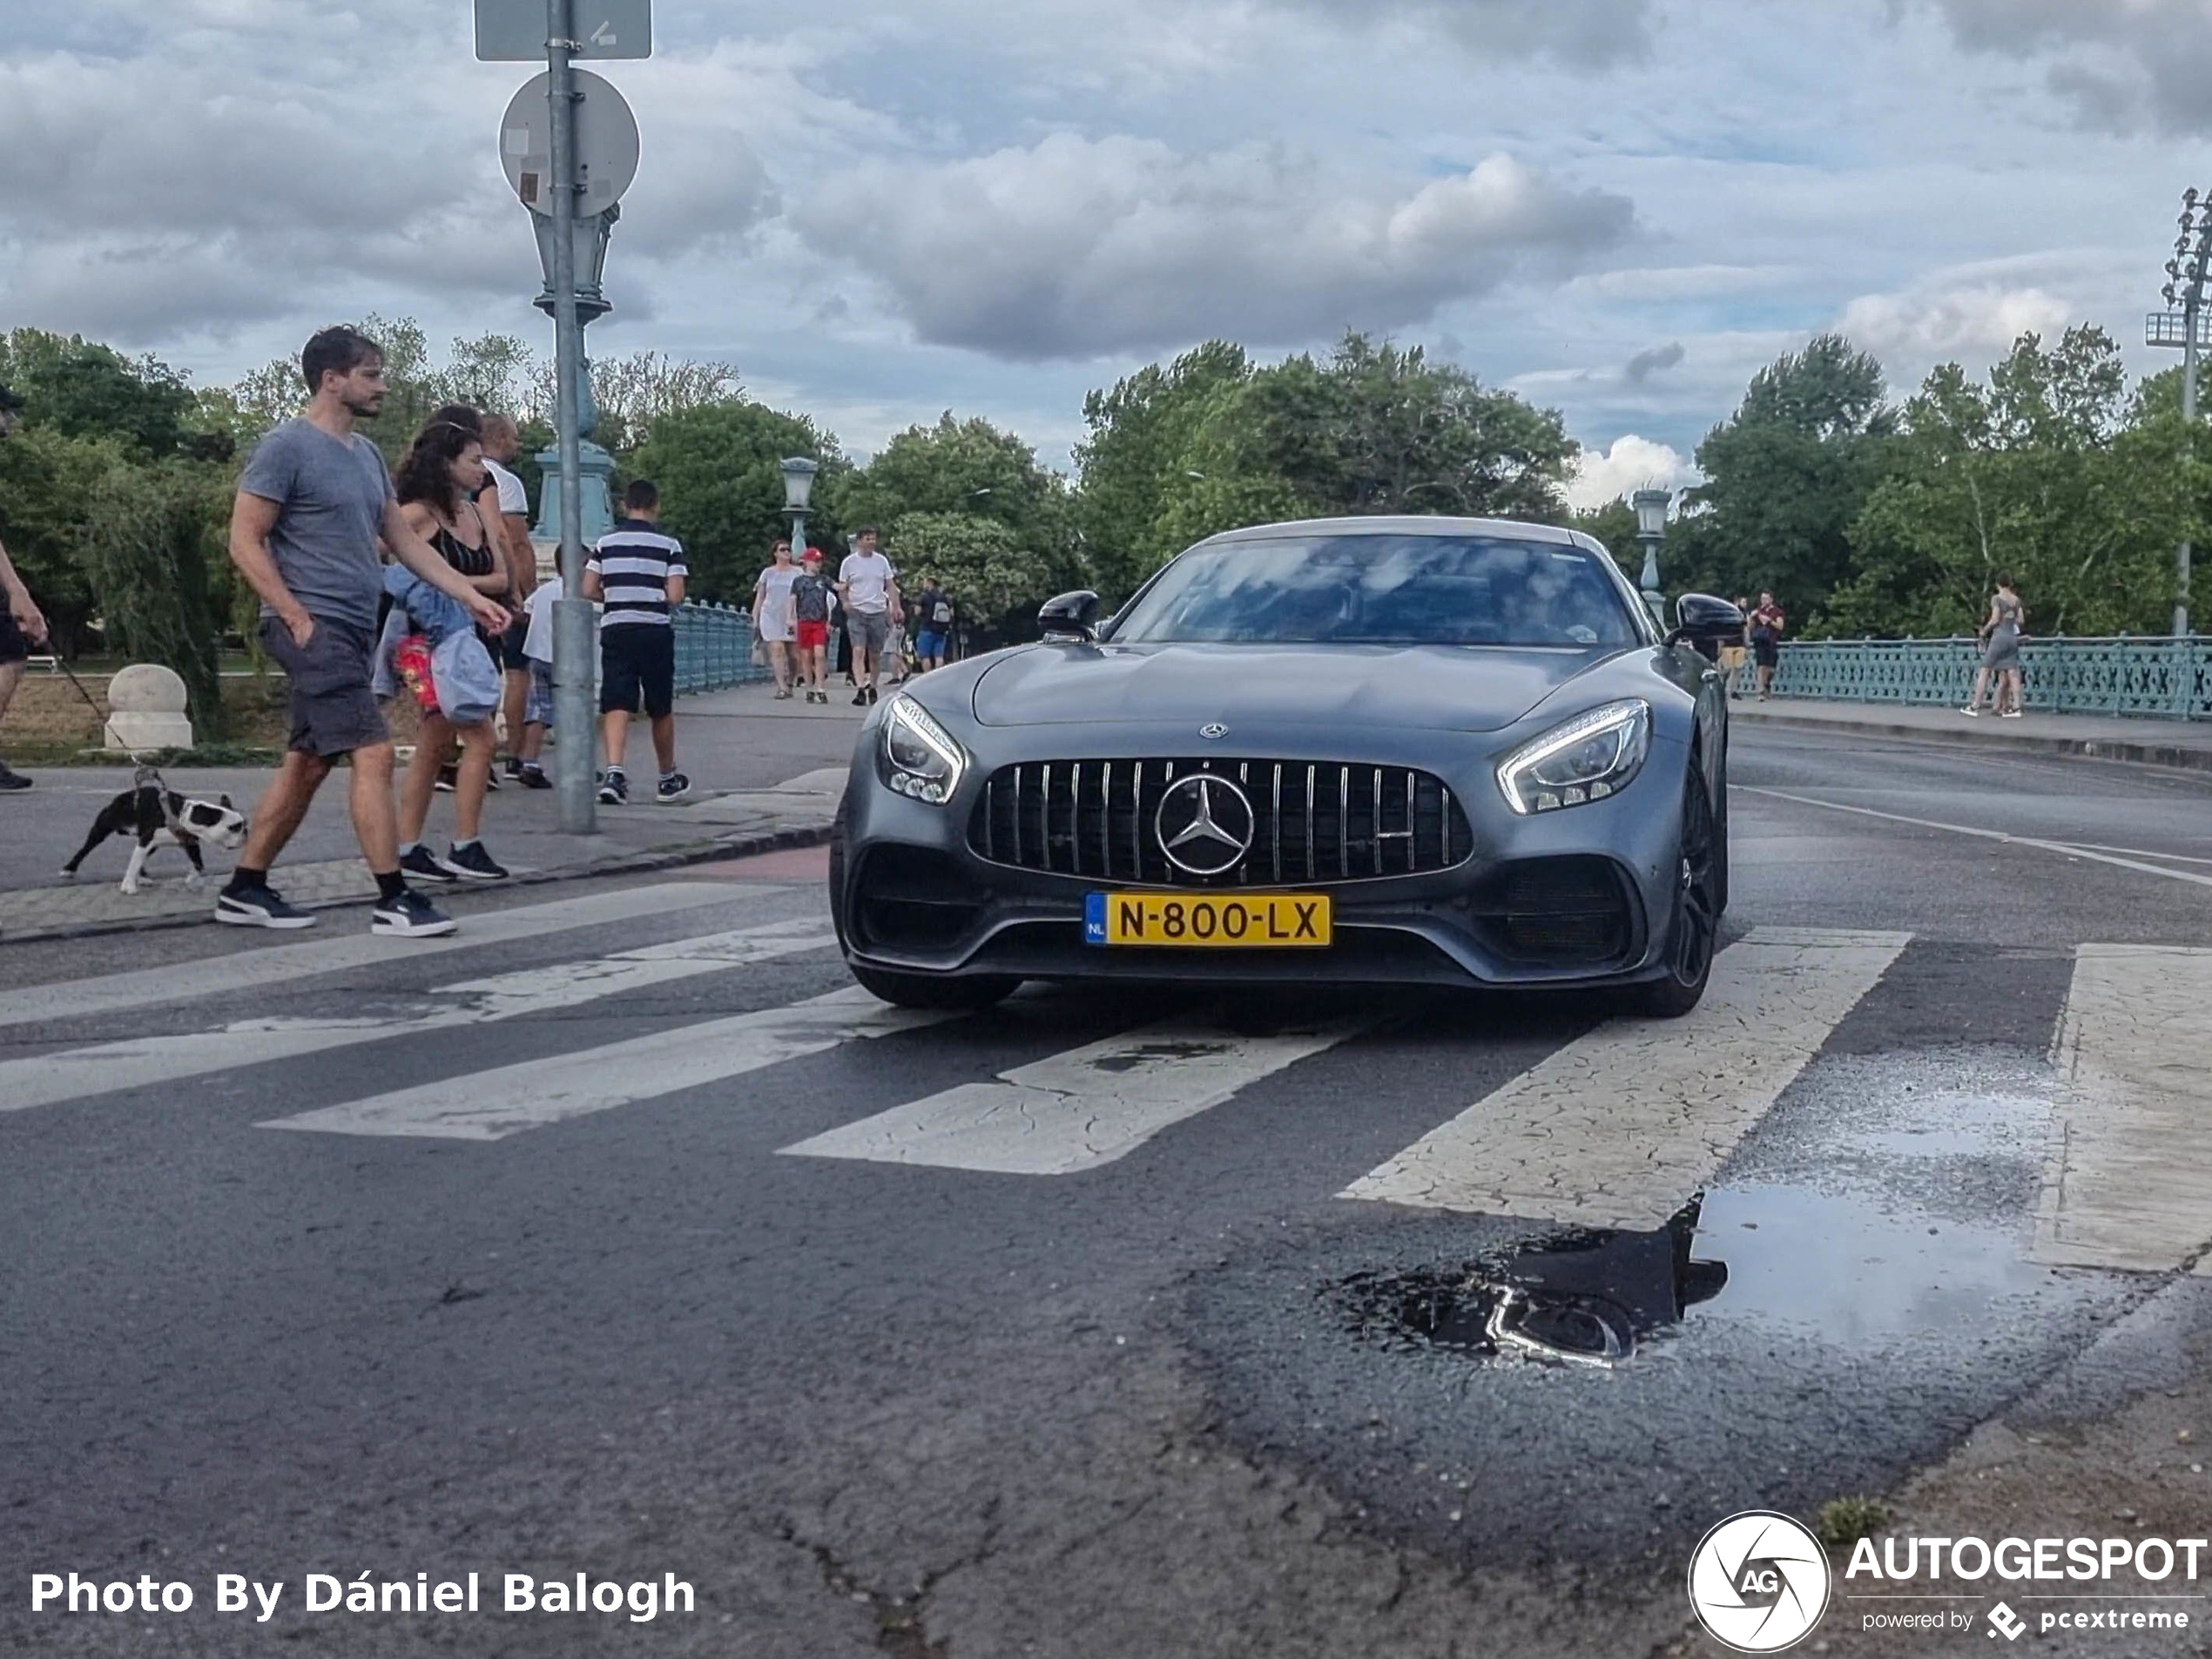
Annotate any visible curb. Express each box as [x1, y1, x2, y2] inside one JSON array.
[[0, 819, 838, 948], [1734, 707, 2212, 775]]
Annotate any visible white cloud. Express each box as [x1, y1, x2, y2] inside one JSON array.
[[1267, 0, 1654, 65], [791, 138, 1633, 360], [1838, 282, 2074, 362], [1568, 434, 1691, 511]]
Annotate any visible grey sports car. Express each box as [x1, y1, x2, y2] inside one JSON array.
[[829, 516, 1743, 1015]]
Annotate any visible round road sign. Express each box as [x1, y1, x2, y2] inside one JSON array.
[[499, 69, 640, 218]]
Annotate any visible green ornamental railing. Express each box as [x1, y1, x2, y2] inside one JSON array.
[[671, 601, 772, 696], [1771, 635, 2212, 720]]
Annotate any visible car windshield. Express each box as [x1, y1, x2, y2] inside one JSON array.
[[1106, 534, 1642, 649]]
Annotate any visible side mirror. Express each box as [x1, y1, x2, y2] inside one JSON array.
[[1038, 590, 1100, 643], [1665, 592, 1744, 650]]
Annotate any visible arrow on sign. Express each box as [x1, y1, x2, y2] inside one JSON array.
[[590, 20, 617, 44]]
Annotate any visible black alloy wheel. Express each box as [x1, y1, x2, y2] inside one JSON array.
[[1635, 767, 1720, 1019]]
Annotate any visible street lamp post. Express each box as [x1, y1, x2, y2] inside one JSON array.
[[780, 456, 819, 566], [1632, 488, 1671, 629], [2149, 186, 2212, 637]]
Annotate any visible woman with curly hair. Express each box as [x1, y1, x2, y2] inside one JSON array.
[[391, 412, 512, 881]]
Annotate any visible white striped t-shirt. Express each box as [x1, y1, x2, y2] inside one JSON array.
[[587, 519, 688, 629]]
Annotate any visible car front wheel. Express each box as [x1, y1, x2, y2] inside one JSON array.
[[1635, 768, 1720, 1019]]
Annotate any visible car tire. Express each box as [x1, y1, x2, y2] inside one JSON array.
[[1635, 765, 1720, 1020], [848, 961, 1021, 1011], [830, 792, 1022, 1012]]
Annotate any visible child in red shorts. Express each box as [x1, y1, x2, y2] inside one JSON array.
[[790, 549, 834, 705]]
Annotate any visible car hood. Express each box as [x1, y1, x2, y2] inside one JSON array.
[[969, 643, 1614, 733]]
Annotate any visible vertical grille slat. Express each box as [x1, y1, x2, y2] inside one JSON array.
[[968, 757, 1472, 888]]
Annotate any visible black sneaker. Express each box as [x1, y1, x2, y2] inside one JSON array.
[[399, 844, 460, 884], [519, 765, 552, 789], [853, 688, 869, 706], [0, 762, 30, 791], [866, 685, 880, 705], [656, 772, 691, 802], [502, 755, 524, 780], [483, 766, 502, 792], [597, 770, 628, 806], [371, 887, 456, 938], [434, 765, 456, 793], [214, 884, 317, 929], [444, 841, 509, 880]]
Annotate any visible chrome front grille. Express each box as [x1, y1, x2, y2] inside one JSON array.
[[967, 759, 1474, 887]]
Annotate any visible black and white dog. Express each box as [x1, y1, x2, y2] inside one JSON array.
[[61, 766, 249, 894]]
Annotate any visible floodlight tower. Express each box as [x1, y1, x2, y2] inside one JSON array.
[[2148, 187, 2212, 636]]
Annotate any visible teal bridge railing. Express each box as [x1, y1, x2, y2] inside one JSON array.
[[671, 602, 772, 696], [1771, 636, 2212, 720]]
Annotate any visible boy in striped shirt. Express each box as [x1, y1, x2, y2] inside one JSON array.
[[583, 480, 690, 804]]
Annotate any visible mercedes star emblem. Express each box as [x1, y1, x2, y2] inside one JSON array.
[[1155, 773, 1256, 876], [1199, 723, 1229, 740]]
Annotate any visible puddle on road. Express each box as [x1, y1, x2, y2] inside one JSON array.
[[1335, 1179, 2076, 1369]]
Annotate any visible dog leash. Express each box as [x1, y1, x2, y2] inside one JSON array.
[[50, 653, 107, 717]]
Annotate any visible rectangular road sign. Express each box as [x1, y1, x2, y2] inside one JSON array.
[[475, 0, 651, 60]]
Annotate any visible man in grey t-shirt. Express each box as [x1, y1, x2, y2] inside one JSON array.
[[219, 326, 509, 938]]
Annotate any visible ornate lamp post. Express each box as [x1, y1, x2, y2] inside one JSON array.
[[1632, 488, 1671, 627], [780, 456, 820, 563], [2150, 187, 2212, 637]]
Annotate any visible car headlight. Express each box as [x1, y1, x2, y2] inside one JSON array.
[[879, 695, 968, 805], [1495, 699, 1651, 815]]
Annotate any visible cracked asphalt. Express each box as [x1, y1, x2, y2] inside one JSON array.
[[5, 727, 2212, 1657]]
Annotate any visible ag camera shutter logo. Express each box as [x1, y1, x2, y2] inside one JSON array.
[[1687, 1511, 1832, 1652]]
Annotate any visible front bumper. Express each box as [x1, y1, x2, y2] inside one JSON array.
[[839, 725, 1692, 990]]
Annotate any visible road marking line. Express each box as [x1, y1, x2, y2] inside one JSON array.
[[1742, 788, 2212, 890], [260, 988, 949, 1141], [779, 1015, 1373, 1175], [2034, 946, 2212, 1272], [0, 882, 773, 1035], [1340, 927, 1911, 1228], [0, 921, 837, 1116]]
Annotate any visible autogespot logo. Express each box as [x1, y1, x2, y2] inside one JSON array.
[[1687, 1511, 1832, 1653]]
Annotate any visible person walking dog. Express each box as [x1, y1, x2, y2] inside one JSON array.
[[217, 326, 507, 936]]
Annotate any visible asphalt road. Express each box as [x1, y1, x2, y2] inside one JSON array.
[[5, 727, 2212, 1657]]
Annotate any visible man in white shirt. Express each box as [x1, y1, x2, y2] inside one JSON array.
[[836, 526, 900, 707], [480, 414, 538, 777]]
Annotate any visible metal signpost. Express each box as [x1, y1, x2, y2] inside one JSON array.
[[481, 0, 649, 832]]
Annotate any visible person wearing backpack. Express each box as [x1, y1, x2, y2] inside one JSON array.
[[913, 573, 954, 673]]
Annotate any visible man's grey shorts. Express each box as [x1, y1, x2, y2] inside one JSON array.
[[846, 609, 890, 653], [261, 616, 388, 758]]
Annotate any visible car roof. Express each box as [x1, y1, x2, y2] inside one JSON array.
[[1198, 515, 1587, 550]]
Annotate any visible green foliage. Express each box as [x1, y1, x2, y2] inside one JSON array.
[[1826, 327, 2190, 638], [1075, 333, 1576, 599], [881, 512, 1055, 639], [0, 425, 124, 651], [1569, 499, 1642, 584], [1671, 334, 1898, 623], [1816, 1496, 1892, 1550], [626, 401, 847, 602], [74, 460, 229, 736], [0, 330, 198, 459]]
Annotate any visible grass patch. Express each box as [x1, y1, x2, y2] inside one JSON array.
[[1817, 1495, 1892, 1549]]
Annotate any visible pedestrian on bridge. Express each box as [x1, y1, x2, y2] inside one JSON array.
[[1962, 575, 2027, 719], [0, 384, 51, 792], [1749, 592, 1785, 699]]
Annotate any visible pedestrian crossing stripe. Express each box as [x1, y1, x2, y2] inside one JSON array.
[[258, 988, 953, 1140], [0, 881, 767, 1036], [779, 1012, 1378, 1175], [1339, 928, 1912, 1228], [0, 919, 837, 1116]]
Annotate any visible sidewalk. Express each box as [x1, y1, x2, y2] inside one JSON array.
[[1733, 698, 2212, 772], [0, 679, 873, 941]]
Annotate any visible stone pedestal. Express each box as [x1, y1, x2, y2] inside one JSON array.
[[532, 437, 617, 552], [104, 663, 193, 751]]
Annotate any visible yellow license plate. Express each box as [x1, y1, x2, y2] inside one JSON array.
[[1084, 892, 1332, 948]]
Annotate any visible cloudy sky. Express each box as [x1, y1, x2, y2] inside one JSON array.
[[5, 0, 2210, 503]]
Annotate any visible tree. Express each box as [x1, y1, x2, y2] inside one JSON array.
[[0, 425, 121, 653], [625, 401, 847, 602], [1075, 333, 1577, 597], [1829, 327, 2189, 637], [838, 414, 1078, 598], [0, 330, 198, 459], [881, 512, 1067, 645], [1670, 334, 1897, 623], [76, 461, 230, 735]]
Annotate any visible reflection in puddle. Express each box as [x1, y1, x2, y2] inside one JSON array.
[[1339, 1176, 2076, 1368], [1338, 1199, 1727, 1367]]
